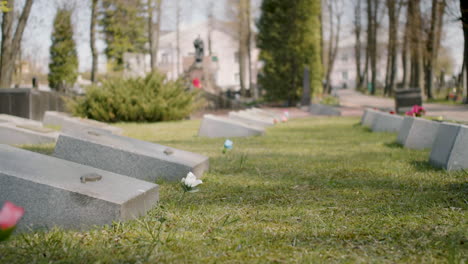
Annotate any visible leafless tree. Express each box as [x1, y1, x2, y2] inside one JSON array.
[[148, 0, 163, 72], [324, 0, 343, 94], [353, 0, 364, 90], [0, 0, 35, 88], [90, 0, 99, 83], [408, 0, 423, 91]]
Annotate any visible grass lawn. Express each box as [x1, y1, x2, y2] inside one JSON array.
[[1, 117, 467, 263]]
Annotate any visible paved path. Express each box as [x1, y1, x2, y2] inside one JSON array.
[[338, 90, 468, 123]]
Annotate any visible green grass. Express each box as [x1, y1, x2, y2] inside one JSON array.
[[1, 117, 467, 263]]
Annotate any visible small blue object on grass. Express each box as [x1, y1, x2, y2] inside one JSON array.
[[223, 139, 233, 154]]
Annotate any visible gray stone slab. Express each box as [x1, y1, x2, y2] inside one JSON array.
[[0, 122, 58, 145], [361, 109, 379, 127], [0, 144, 159, 231], [0, 114, 43, 126], [198, 114, 264, 138], [43, 111, 123, 135], [371, 112, 404, 133], [429, 122, 468, 170], [228, 111, 274, 128], [396, 117, 440, 150], [54, 130, 209, 182], [248, 108, 281, 121], [309, 104, 341, 116]]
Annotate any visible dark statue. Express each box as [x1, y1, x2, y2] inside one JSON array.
[[193, 36, 204, 63]]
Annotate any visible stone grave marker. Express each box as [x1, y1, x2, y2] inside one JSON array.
[[371, 112, 404, 133], [310, 104, 341, 116], [429, 122, 468, 170], [396, 117, 440, 150], [0, 144, 159, 231], [228, 111, 274, 128], [361, 109, 379, 127], [0, 122, 58, 145], [198, 114, 264, 138], [43, 111, 123, 135], [54, 130, 209, 182]]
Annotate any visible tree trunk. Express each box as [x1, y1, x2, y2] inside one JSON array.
[[462, 0, 468, 103], [246, 0, 256, 99], [424, 0, 439, 99], [408, 0, 423, 91], [90, 0, 98, 83], [0, 0, 34, 88], [149, 0, 162, 72], [238, 0, 249, 97], [353, 0, 362, 90], [385, 0, 398, 96]]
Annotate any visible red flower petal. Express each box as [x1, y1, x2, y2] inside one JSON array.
[[0, 201, 24, 230]]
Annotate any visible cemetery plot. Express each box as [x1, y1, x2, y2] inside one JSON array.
[[43, 111, 123, 135], [0, 145, 159, 231], [54, 130, 209, 182], [396, 117, 440, 150], [198, 114, 264, 138], [429, 122, 468, 170]]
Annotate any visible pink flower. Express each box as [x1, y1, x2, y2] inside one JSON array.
[[0, 201, 24, 230], [405, 111, 414, 116], [281, 116, 288, 122]]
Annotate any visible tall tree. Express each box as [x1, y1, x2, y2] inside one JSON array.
[[48, 8, 78, 92], [353, 0, 364, 90], [460, 0, 468, 103], [423, 0, 445, 99], [0, 0, 34, 88], [324, 0, 343, 94], [257, 0, 322, 105], [367, 0, 381, 95], [90, 0, 99, 83], [101, 0, 147, 71], [148, 0, 163, 72], [383, 0, 402, 96]]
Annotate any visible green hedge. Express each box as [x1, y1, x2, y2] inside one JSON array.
[[67, 72, 201, 122]]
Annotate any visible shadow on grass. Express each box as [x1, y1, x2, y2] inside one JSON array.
[[409, 160, 444, 173], [384, 142, 403, 149]]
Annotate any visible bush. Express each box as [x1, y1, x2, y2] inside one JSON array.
[[67, 72, 202, 122]]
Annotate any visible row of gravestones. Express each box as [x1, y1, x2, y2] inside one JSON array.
[[0, 111, 209, 231], [198, 108, 282, 138], [361, 109, 468, 170]]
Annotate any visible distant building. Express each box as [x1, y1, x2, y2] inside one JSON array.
[[124, 20, 259, 92], [329, 35, 402, 90]]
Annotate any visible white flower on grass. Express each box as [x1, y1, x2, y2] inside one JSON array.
[[181, 172, 203, 192]]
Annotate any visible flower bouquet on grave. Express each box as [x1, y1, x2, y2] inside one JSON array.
[[406, 105, 426, 117], [0, 201, 24, 242]]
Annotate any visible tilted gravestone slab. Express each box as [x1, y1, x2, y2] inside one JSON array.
[[309, 104, 341, 116], [228, 111, 274, 128], [239, 110, 275, 124], [0, 122, 58, 145], [0, 145, 159, 231], [429, 122, 468, 170], [248, 108, 282, 121], [54, 130, 209, 182], [371, 112, 404, 133], [43, 111, 123, 135], [361, 109, 379, 127], [396, 117, 440, 150], [0, 114, 43, 126], [198, 114, 264, 138]]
